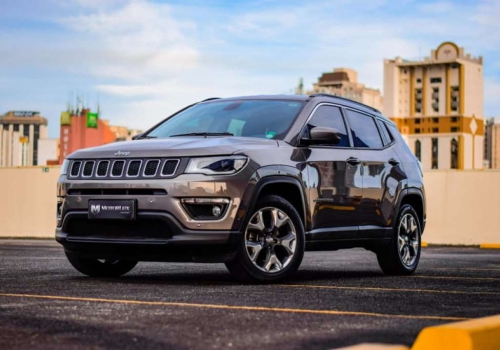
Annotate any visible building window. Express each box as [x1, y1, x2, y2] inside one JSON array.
[[415, 128, 420, 134], [451, 127, 459, 132], [415, 88, 422, 114], [451, 86, 459, 112], [416, 78, 422, 83], [430, 77, 442, 83], [451, 138, 458, 169], [415, 140, 421, 161], [415, 118, 421, 124], [451, 117, 458, 123], [13, 124, 19, 132], [432, 128, 439, 133], [433, 118, 439, 123], [431, 138, 438, 169], [432, 87, 439, 113]]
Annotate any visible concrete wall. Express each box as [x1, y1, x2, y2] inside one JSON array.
[[423, 170, 500, 245], [0, 166, 59, 237], [0, 167, 499, 245]]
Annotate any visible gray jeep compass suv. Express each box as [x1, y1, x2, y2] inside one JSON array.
[[56, 94, 426, 282]]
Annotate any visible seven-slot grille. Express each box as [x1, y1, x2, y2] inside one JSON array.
[[68, 158, 180, 179]]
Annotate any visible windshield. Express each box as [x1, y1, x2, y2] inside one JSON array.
[[147, 99, 305, 140]]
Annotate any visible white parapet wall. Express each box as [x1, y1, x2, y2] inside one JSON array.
[[0, 166, 60, 238], [0, 167, 499, 245], [423, 170, 500, 245]]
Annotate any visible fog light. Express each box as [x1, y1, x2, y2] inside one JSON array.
[[181, 198, 229, 220], [212, 205, 222, 217]]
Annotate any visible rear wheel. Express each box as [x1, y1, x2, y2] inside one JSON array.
[[376, 204, 421, 275], [65, 251, 138, 277], [225, 195, 305, 283]]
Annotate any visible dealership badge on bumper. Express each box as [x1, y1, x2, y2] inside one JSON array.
[[88, 199, 136, 220]]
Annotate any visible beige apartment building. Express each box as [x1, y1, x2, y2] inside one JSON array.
[[485, 118, 500, 169], [307, 68, 383, 112], [384, 42, 483, 170], [0, 111, 49, 167]]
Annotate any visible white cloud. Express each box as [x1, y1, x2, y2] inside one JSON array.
[[58, 1, 199, 81]]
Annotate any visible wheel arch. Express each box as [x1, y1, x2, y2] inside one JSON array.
[[397, 188, 426, 233], [240, 176, 307, 232]]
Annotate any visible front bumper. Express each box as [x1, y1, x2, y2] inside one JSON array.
[[55, 170, 256, 261], [56, 211, 242, 262]]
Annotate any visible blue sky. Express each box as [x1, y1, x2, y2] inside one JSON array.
[[1, 0, 499, 137]]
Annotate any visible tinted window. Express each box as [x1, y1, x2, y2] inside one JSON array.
[[148, 100, 305, 140], [307, 105, 350, 147], [377, 119, 394, 146], [346, 110, 383, 148]]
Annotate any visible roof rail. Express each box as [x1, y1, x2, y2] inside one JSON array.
[[200, 97, 221, 102], [309, 93, 381, 114]]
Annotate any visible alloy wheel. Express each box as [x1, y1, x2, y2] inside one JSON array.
[[397, 213, 420, 267], [244, 207, 297, 273]]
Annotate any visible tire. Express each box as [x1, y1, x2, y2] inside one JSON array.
[[65, 251, 138, 277], [376, 204, 422, 275], [225, 195, 305, 283]]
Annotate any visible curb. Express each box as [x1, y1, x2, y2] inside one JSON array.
[[412, 314, 500, 350], [480, 243, 500, 250], [335, 344, 409, 350]]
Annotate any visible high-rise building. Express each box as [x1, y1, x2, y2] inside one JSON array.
[[38, 138, 60, 166], [59, 108, 116, 163], [108, 125, 143, 142], [384, 42, 483, 170], [0, 111, 48, 166], [484, 118, 500, 169], [307, 68, 383, 112]]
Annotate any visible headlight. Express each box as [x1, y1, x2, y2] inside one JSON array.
[[185, 156, 248, 175], [60, 159, 70, 175]]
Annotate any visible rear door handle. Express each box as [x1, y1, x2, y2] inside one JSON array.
[[346, 157, 361, 166], [388, 158, 400, 166]]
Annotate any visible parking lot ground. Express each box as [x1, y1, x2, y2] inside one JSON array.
[[0, 240, 499, 349]]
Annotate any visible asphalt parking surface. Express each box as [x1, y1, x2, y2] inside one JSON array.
[[0, 240, 499, 349]]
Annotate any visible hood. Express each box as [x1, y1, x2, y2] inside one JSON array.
[[68, 137, 280, 159]]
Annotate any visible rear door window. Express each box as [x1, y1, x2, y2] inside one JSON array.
[[346, 110, 384, 148]]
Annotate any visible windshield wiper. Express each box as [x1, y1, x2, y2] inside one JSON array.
[[133, 134, 157, 140], [169, 132, 234, 137]]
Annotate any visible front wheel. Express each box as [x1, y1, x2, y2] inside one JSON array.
[[65, 251, 138, 277], [225, 195, 305, 283], [376, 204, 422, 275]]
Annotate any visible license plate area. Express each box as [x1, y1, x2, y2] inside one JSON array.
[[88, 199, 136, 220]]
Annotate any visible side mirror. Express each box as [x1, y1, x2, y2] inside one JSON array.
[[132, 133, 144, 140], [303, 126, 341, 145]]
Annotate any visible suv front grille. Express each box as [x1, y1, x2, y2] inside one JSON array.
[[112, 161, 125, 177], [144, 160, 160, 176], [67, 158, 181, 180], [127, 160, 142, 177], [82, 161, 95, 177], [162, 160, 179, 176], [96, 161, 109, 177], [70, 161, 82, 177]]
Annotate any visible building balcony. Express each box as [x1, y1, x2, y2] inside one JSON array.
[[432, 92, 439, 99]]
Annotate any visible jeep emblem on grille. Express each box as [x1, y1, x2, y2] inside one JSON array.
[[115, 151, 131, 156]]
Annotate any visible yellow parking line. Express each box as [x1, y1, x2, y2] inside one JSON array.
[[280, 284, 500, 296], [0, 293, 468, 322], [411, 275, 500, 281], [433, 267, 500, 272]]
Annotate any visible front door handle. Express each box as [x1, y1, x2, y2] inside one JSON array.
[[388, 158, 400, 166], [346, 157, 361, 166]]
